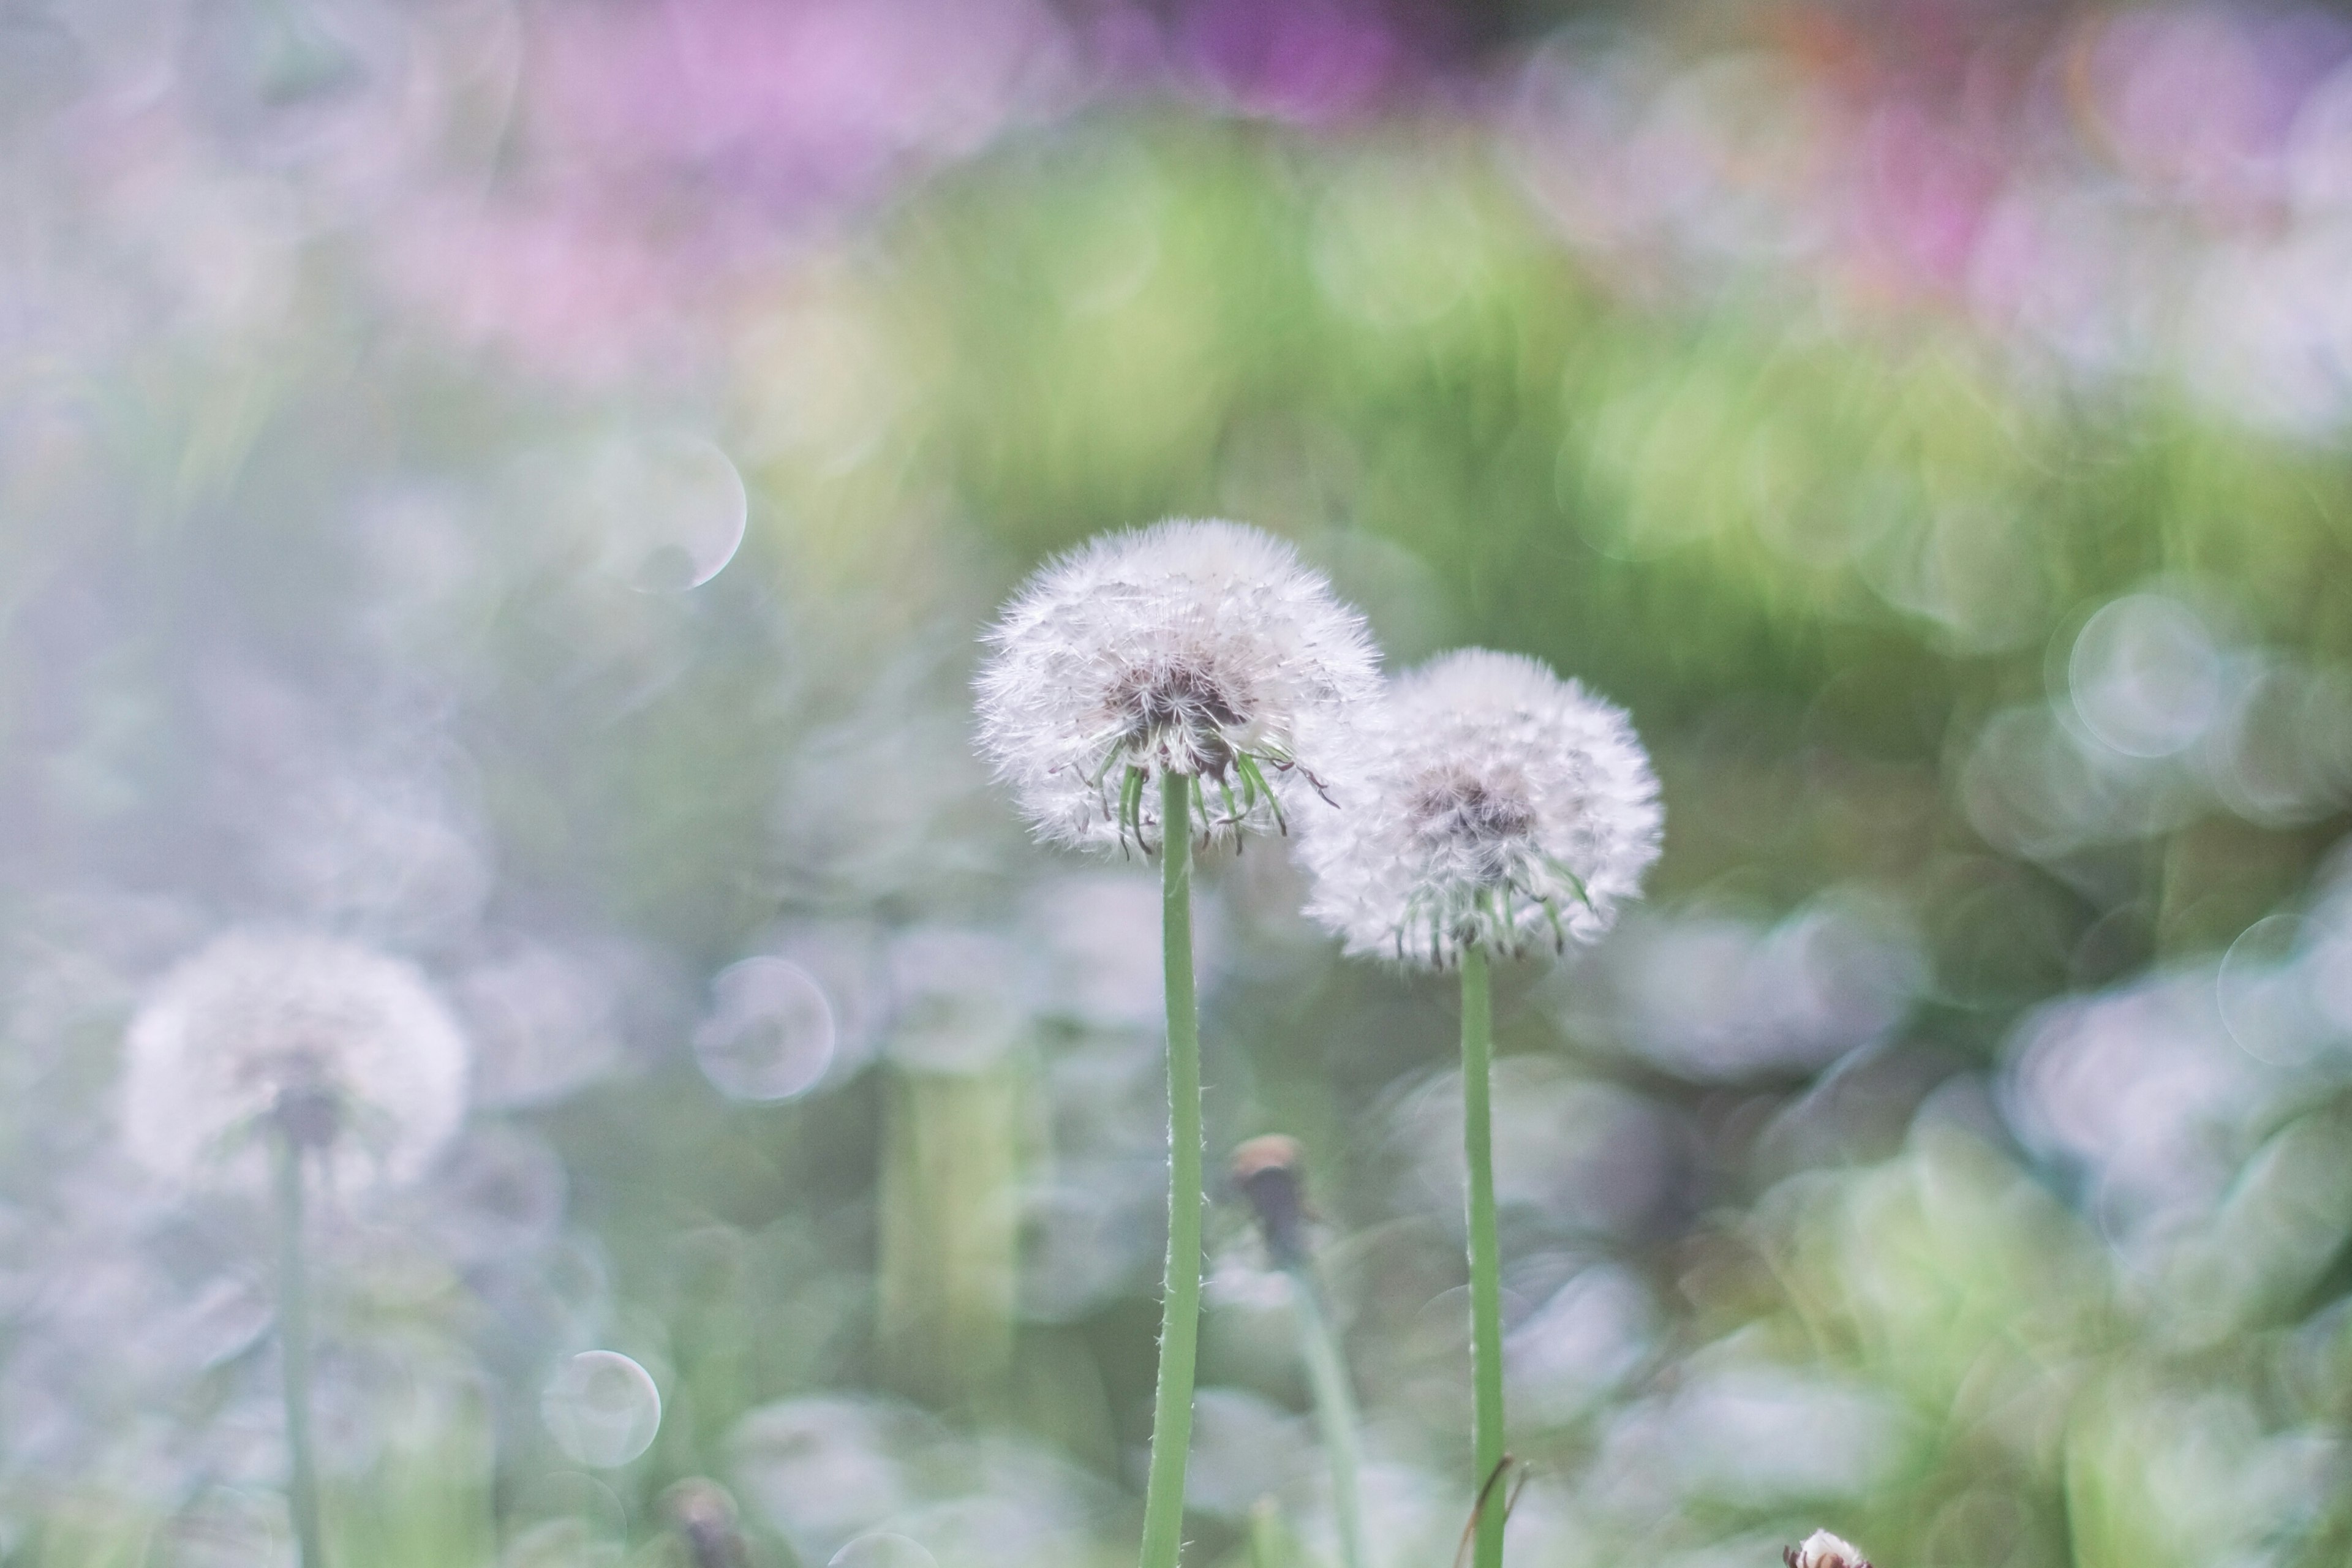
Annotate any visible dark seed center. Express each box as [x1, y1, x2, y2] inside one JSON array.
[[1411, 770, 1537, 881], [1109, 663, 1244, 771]]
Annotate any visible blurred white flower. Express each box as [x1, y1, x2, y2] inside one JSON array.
[[122, 930, 469, 1191], [974, 519, 1380, 853], [2003, 965, 2277, 1249], [1506, 1264, 1656, 1423], [1300, 649, 1661, 967], [1181, 1387, 1303, 1518], [1558, 894, 1923, 1081], [730, 1395, 935, 1561], [1592, 1358, 1905, 1510]]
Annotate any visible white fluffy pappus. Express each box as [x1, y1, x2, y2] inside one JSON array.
[[1300, 649, 1662, 967], [1785, 1530, 1872, 1568], [123, 930, 470, 1190], [975, 519, 1381, 853]]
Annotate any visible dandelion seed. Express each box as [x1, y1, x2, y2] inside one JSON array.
[[975, 519, 1379, 853], [1785, 1530, 1872, 1568], [123, 929, 471, 1191], [1300, 649, 1662, 968]]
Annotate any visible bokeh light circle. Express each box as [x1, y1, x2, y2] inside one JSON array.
[[584, 432, 748, 592], [2068, 594, 2223, 757], [2218, 914, 2321, 1067], [694, 957, 837, 1102], [541, 1351, 662, 1469], [828, 1533, 940, 1568]]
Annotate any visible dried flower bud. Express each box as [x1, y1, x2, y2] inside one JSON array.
[[1784, 1529, 1871, 1568], [1230, 1134, 1309, 1266], [663, 1478, 752, 1568]]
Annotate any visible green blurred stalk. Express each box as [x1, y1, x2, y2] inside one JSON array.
[[1248, 1496, 1296, 1568], [1285, 1262, 1366, 1568], [877, 1065, 1021, 1411], [1459, 946, 1505, 1568], [1139, 772, 1204, 1568], [273, 1131, 327, 1568]]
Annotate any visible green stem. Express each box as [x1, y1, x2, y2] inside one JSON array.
[[1139, 772, 1204, 1568], [1285, 1262, 1366, 1568], [1460, 946, 1506, 1568], [1247, 1496, 1294, 1568], [273, 1131, 327, 1568]]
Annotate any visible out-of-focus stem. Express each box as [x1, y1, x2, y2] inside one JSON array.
[[1459, 945, 1506, 1568], [273, 1130, 327, 1568], [1248, 1496, 1294, 1568], [1286, 1262, 1366, 1568], [1139, 771, 1204, 1568], [1234, 1136, 1368, 1568], [877, 1065, 1020, 1412]]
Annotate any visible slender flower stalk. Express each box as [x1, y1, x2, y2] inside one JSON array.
[[1232, 1136, 1365, 1568], [1458, 948, 1505, 1568], [272, 1115, 327, 1568], [1297, 650, 1661, 1568], [977, 519, 1378, 1568], [1140, 773, 1205, 1568]]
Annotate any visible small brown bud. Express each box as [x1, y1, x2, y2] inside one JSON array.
[[1229, 1134, 1309, 1267], [663, 1478, 752, 1568], [1784, 1529, 1871, 1568]]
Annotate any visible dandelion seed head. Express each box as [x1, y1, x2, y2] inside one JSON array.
[[123, 930, 470, 1191], [1300, 649, 1662, 967], [1785, 1529, 1872, 1568], [975, 519, 1379, 853]]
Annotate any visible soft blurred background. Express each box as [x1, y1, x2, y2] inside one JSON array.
[[7, 0, 2352, 1563]]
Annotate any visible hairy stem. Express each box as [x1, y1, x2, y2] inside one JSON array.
[[1460, 945, 1506, 1568], [1140, 772, 1204, 1568], [1286, 1262, 1367, 1568], [274, 1131, 327, 1568]]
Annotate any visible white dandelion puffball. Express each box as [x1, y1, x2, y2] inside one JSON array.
[[1785, 1530, 1872, 1568], [975, 519, 1380, 851], [123, 930, 470, 1189], [1300, 649, 1661, 967]]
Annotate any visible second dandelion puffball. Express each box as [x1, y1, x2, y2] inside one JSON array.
[[974, 519, 1380, 852], [1300, 649, 1662, 966], [123, 929, 471, 1191]]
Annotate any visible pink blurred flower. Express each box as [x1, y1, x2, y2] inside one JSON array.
[[1177, 0, 1403, 124], [523, 0, 1074, 213]]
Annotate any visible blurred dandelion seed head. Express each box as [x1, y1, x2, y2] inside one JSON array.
[[1785, 1530, 1871, 1568], [1300, 649, 1661, 967], [122, 930, 469, 1191], [974, 519, 1379, 852]]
